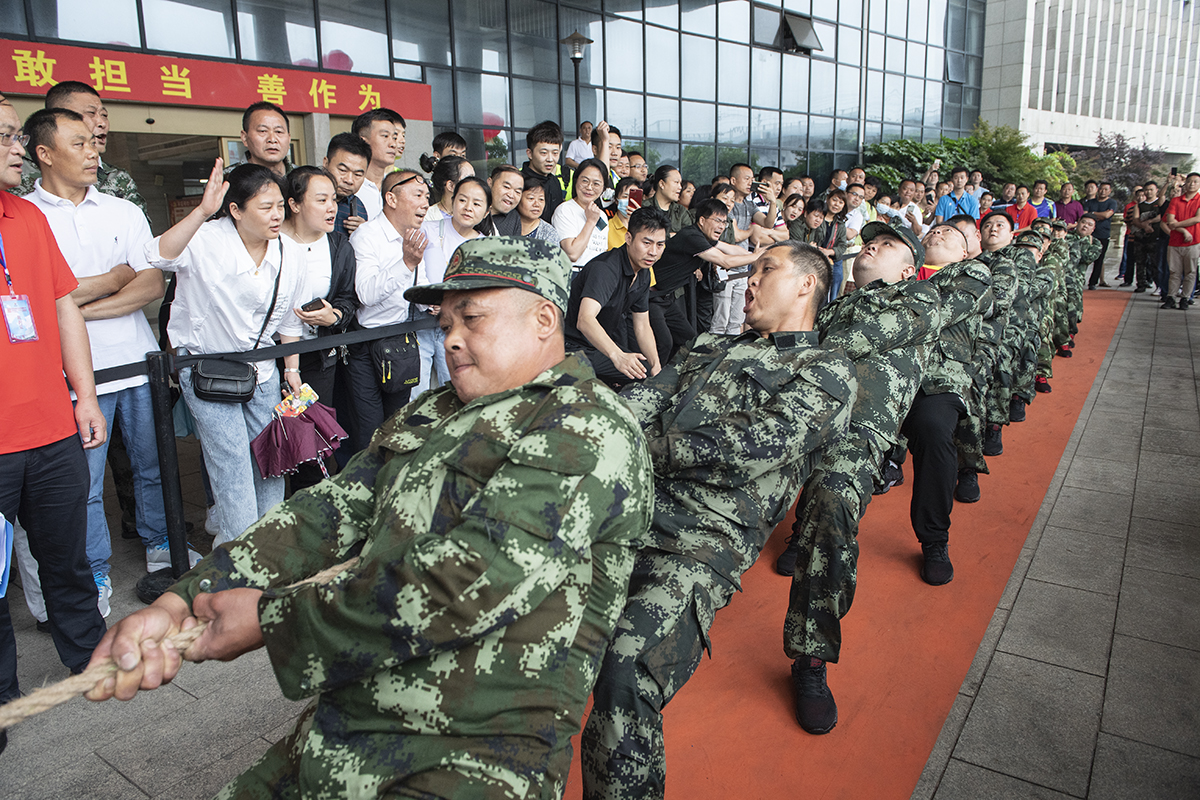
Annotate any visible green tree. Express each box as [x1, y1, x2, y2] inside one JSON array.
[[1068, 132, 1169, 199]]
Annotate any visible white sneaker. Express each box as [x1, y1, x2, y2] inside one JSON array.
[[204, 505, 221, 536], [94, 571, 113, 619], [145, 541, 203, 572]]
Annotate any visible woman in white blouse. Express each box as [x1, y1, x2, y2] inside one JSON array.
[[146, 160, 305, 546], [280, 166, 359, 490], [414, 176, 491, 394], [552, 157, 610, 277], [424, 155, 473, 225]]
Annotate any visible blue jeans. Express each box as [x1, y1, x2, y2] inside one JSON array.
[[180, 367, 284, 547], [829, 260, 844, 306], [414, 325, 450, 397], [82, 385, 169, 577]]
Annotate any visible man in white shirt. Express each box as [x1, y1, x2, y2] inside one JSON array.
[[24, 108, 190, 618], [897, 179, 927, 237], [840, 183, 868, 292], [352, 108, 406, 221], [564, 120, 593, 170], [347, 169, 429, 453]]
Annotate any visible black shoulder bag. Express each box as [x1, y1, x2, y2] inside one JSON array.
[[192, 241, 284, 404], [369, 261, 422, 394]]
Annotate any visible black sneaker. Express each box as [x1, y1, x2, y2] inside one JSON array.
[[792, 656, 838, 734], [36, 619, 51, 634], [1161, 297, 1177, 309], [1134, 286, 1147, 293], [873, 459, 905, 495], [1009, 396, 1026, 423], [1035, 376, 1052, 394], [920, 543, 955, 585], [983, 424, 1003, 457], [1055, 346, 1073, 358], [776, 532, 803, 576], [955, 469, 981, 503]]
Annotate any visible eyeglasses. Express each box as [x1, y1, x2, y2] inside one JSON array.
[[848, 192, 865, 199], [385, 173, 430, 194], [0, 132, 29, 148]]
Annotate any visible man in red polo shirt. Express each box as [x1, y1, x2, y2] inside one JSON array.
[[0, 93, 107, 752], [1005, 184, 1038, 231], [1163, 172, 1200, 309]]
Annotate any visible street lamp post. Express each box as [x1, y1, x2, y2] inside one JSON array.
[[559, 30, 593, 133]]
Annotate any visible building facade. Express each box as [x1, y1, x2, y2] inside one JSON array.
[[980, 0, 1200, 164]]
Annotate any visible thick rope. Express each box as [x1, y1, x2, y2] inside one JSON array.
[[0, 557, 359, 731]]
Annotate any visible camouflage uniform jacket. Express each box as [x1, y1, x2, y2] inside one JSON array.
[[817, 277, 942, 449], [1074, 234, 1104, 271], [170, 354, 653, 799], [621, 331, 856, 586], [977, 249, 1019, 348], [920, 258, 994, 402], [13, 157, 149, 218]]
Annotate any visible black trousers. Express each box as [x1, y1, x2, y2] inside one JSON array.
[[902, 391, 967, 547], [290, 348, 340, 492], [342, 341, 412, 457], [0, 435, 106, 702], [648, 291, 696, 368], [1087, 236, 1110, 287]]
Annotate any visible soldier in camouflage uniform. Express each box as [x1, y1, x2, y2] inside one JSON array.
[[902, 225, 993, 584], [581, 241, 856, 798], [87, 238, 655, 800], [972, 211, 1023, 457], [1033, 219, 1071, 393], [1012, 230, 1056, 403], [776, 223, 940, 735], [1068, 215, 1104, 328]]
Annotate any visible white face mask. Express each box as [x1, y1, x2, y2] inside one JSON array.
[[838, 180, 847, 190], [877, 202, 890, 213]]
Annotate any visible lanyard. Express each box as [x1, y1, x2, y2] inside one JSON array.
[[0, 230, 13, 297]]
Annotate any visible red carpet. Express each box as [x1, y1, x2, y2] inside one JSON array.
[[564, 289, 1131, 798]]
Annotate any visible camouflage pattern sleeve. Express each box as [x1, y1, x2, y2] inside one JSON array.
[[98, 165, 150, 220], [621, 340, 697, 428], [931, 260, 994, 329], [645, 354, 856, 490], [987, 254, 1019, 321], [819, 280, 942, 360]]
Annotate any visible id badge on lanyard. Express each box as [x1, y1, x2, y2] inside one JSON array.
[[0, 231, 38, 343]]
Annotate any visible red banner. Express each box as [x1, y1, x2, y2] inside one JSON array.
[[0, 39, 431, 120]]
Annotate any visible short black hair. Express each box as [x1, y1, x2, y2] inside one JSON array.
[[1078, 213, 1099, 224], [947, 213, 977, 229], [352, 107, 406, 138], [758, 166, 783, 181], [951, 166, 970, 178], [1100, 181, 1112, 188], [1033, 179, 1048, 189], [242, 101, 289, 133], [694, 198, 729, 221], [432, 130, 467, 154], [981, 209, 1015, 230], [627, 207, 668, 237], [1085, 180, 1098, 186], [572, 158, 612, 197], [527, 120, 563, 149], [1188, 172, 1200, 180], [325, 132, 371, 163], [846, 183, 865, 192], [453, 175, 492, 208], [804, 199, 826, 216], [284, 166, 336, 219], [1017, 184, 1031, 193], [1144, 180, 1158, 189], [730, 162, 753, 177], [44, 80, 99, 109], [765, 240, 832, 300], [626, 150, 645, 162], [980, 191, 993, 199], [712, 181, 734, 196], [490, 163, 523, 182], [220, 163, 287, 222], [24, 108, 84, 169]]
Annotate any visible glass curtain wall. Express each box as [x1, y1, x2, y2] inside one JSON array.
[[5, 0, 985, 183]]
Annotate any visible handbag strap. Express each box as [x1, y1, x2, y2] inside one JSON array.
[[251, 238, 285, 351]]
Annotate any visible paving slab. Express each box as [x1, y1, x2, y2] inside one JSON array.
[[1102, 635, 1200, 758], [1114, 567, 1200, 652], [1125, 517, 1200, 581], [932, 759, 1075, 800], [1044, 486, 1132, 537], [996, 579, 1117, 676], [1089, 732, 1200, 800]]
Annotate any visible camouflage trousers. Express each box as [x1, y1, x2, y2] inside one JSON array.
[[782, 429, 883, 664], [1063, 268, 1081, 333], [955, 412, 989, 474], [1052, 280, 1071, 350], [984, 339, 1019, 426], [581, 548, 738, 800], [1036, 301, 1059, 379]]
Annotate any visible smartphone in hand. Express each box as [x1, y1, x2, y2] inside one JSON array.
[[629, 186, 644, 206], [301, 298, 325, 312]]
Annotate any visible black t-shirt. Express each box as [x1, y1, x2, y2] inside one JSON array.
[[1135, 200, 1164, 238], [521, 162, 566, 221], [1082, 197, 1120, 239], [653, 224, 717, 294], [564, 246, 650, 352]]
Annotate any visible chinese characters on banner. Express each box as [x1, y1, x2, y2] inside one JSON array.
[[0, 39, 432, 120]]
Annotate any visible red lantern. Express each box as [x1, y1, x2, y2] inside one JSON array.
[[482, 112, 505, 141], [323, 50, 354, 72]]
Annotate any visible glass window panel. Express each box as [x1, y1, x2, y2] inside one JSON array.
[[463, 128, 513, 170], [718, 41, 749, 105], [681, 34, 716, 100], [751, 109, 780, 147], [944, 82, 962, 104], [238, 0, 316, 66], [392, 61, 421, 81], [784, 0, 813, 17], [454, 0, 508, 72], [883, 71, 904, 122], [966, 6, 984, 53], [867, 32, 885, 70], [926, 46, 942, 78], [924, 80, 942, 127], [882, 123, 902, 141], [561, 85, 605, 131], [837, 65, 860, 118], [835, 118, 857, 152], [947, 1, 966, 51], [752, 49, 781, 109], [321, 3, 389, 76], [718, 104, 749, 144], [780, 112, 806, 152], [682, 100, 716, 141], [718, 0, 750, 41], [570, 0, 602, 10], [809, 116, 833, 150], [886, 37, 905, 71], [647, 96, 680, 139], [0, 2, 27, 35], [753, 5, 781, 47], [609, 0, 643, 20], [904, 76, 924, 125], [907, 41, 926, 77], [644, 141, 680, 170], [942, 98, 961, 130], [34, 0, 140, 47], [559, 7, 605, 86], [867, 0, 886, 33], [922, 127, 939, 143], [144, 0, 234, 58], [751, 148, 780, 172], [812, 19, 837, 60], [606, 18, 644, 92], [839, 0, 862, 27], [838, 27, 861, 65], [509, 0, 558, 78], [907, 0, 928, 40], [717, 145, 749, 178], [780, 147, 807, 178], [887, 0, 907, 36], [781, 54, 809, 112], [389, 0, 451, 65], [512, 79, 560, 129], [427, 67, 455, 126], [809, 153, 833, 184], [646, 1, 680, 28], [966, 55, 981, 86], [607, 90, 645, 137], [866, 69, 883, 120], [456, 73, 510, 129], [810, 58, 836, 116], [927, 0, 947, 47], [680, 144, 716, 184], [863, 122, 882, 146], [646, 24, 680, 97], [680, 0, 716, 35]]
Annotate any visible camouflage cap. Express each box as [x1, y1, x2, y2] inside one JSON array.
[[405, 236, 571, 311], [1015, 230, 1047, 247], [1049, 218, 1067, 230], [860, 220, 925, 269]]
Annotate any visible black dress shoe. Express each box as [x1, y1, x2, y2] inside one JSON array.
[[792, 657, 838, 734]]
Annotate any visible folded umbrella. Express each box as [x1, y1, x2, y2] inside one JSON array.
[[251, 403, 347, 480]]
